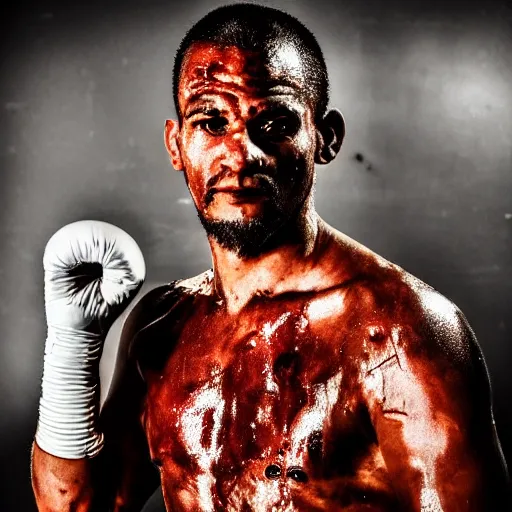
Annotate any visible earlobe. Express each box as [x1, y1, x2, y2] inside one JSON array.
[[164, 119, 184, 171], [314, 109, 346, 165]]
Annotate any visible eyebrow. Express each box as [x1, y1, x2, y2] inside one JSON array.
[[183, 81, 301, 108], [182, 90, 241, 120], [251, 95, 304, 116], [259, 103, 300, 116], [265, 77, 301, 91], [182, 86, 305, 120], [184, 106, 224, 119]]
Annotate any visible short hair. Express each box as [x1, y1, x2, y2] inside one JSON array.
[[172, 3, 329, 123]]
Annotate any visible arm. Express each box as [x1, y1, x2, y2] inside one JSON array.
[[363, 291, 509, 511], [32, 284, 171, 511]]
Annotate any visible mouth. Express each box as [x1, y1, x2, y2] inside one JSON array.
[[209, 186, 269, 204]]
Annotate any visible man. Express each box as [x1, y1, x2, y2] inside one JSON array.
[[31, 4, 509, 511]]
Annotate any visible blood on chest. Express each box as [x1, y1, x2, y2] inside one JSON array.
[[141, 290, 377, 480]]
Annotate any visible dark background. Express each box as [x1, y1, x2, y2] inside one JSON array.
[[1, 0, 511, 510]]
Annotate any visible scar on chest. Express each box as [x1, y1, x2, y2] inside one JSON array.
[[363, 326, 408, 416], [363, 325, 400, 371]]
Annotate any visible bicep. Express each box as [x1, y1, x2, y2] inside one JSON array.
[[98, 390, 159, 512], [98, 282, 181, 510], [363, 310, 508, 511]]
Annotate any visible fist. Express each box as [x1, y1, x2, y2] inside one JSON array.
[[43, 220, 146, 334]]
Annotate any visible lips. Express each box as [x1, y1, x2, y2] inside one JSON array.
[[209, 186, 269, 205], [213, 187, 267, 197]]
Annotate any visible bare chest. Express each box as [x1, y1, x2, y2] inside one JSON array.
[[137, 289, 404, 510], [151, 299, 373, 446]]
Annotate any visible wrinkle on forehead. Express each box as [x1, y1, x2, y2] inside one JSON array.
[[179, 42, 307, 105]]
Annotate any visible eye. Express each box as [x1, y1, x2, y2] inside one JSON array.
[[259, 115, 299, 141], [198, 117, 229, 136]]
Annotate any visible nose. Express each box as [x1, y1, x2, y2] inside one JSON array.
[[221, 126, 267, 176]]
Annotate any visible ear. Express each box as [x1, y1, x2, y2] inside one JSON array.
[[314, 109, 345, 165], [164, 119, 184, 171]]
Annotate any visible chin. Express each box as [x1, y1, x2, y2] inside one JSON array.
[[198, 214, 286, 258], [208, 202, 269, 223]]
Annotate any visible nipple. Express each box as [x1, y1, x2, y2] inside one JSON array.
[[286, 466, 309, 483], [368, 324, 386, 343], [264, 464, 282, 480], [264, 463, 309, 483]]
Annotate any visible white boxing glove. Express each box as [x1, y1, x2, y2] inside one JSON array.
[[35, 220, 145, 459]]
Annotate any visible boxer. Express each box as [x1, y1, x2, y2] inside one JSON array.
[[32, 4, 509, 511]]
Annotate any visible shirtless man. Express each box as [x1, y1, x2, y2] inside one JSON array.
[[31, 4, 509, 511]]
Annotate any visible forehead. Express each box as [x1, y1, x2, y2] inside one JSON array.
[[178, 41, 309, 108]]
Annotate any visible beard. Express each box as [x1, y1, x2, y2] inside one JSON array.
[[190, 163, 314, 258], [197, 204, 291, 258]]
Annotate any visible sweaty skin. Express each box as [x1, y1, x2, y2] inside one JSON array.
[[131, 231, 505, 512], [31, 40, 508, 512], [143, 43, 507, 511]]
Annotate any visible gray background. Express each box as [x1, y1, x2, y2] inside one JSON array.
[[1, 0, 511, 510]]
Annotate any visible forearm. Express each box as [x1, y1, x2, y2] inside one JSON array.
[[32, 441, 99, 512], [33, 327, 106, 511], [32, 419, 158, 512]]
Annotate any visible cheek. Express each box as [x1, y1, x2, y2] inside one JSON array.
[[183, 129, 234, 168], [296, 132, 316, 171], [181, 138, 209, 202], [182, 131, 210, 169], [181, 132, 235, 208], [276, 129, 316, 186], [294, 124, 317, 179], [296, 117, 317, 163], [182, 133, 216, 183]]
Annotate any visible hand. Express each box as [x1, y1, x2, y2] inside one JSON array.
[[43, 220, 146, 334], [36, 220, 146, 459]]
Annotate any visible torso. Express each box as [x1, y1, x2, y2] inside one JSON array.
[[135, 263, 417, 511]]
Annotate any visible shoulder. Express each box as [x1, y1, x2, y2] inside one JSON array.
[[364, 264, 484, 382], [121, 282, 181, 339], [393, 270, 479, 369], [124, 269, 214, 338], [353, 261, 493, 412], [175, 268, 215, 295], [331, 231, 480, 368], [122, 269, 214, 373]]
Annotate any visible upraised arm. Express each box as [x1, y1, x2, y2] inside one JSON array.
[[31, 221, 160, 511]]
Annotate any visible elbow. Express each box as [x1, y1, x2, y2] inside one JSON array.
[[31, 455, 94, 512]]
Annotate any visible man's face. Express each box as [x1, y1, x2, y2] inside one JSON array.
[[174, 41, 319, 255]]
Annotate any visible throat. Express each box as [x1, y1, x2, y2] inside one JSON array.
[[209, 213, 330, 313], [212, 250, 331, 315]]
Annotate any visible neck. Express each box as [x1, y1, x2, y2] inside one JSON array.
[[209, 199, 324, 313]]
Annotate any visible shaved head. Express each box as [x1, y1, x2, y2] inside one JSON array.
[[173, 3, 329, 123]]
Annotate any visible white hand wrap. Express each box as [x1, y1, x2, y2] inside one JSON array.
[[35, 220, 145, 459]]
